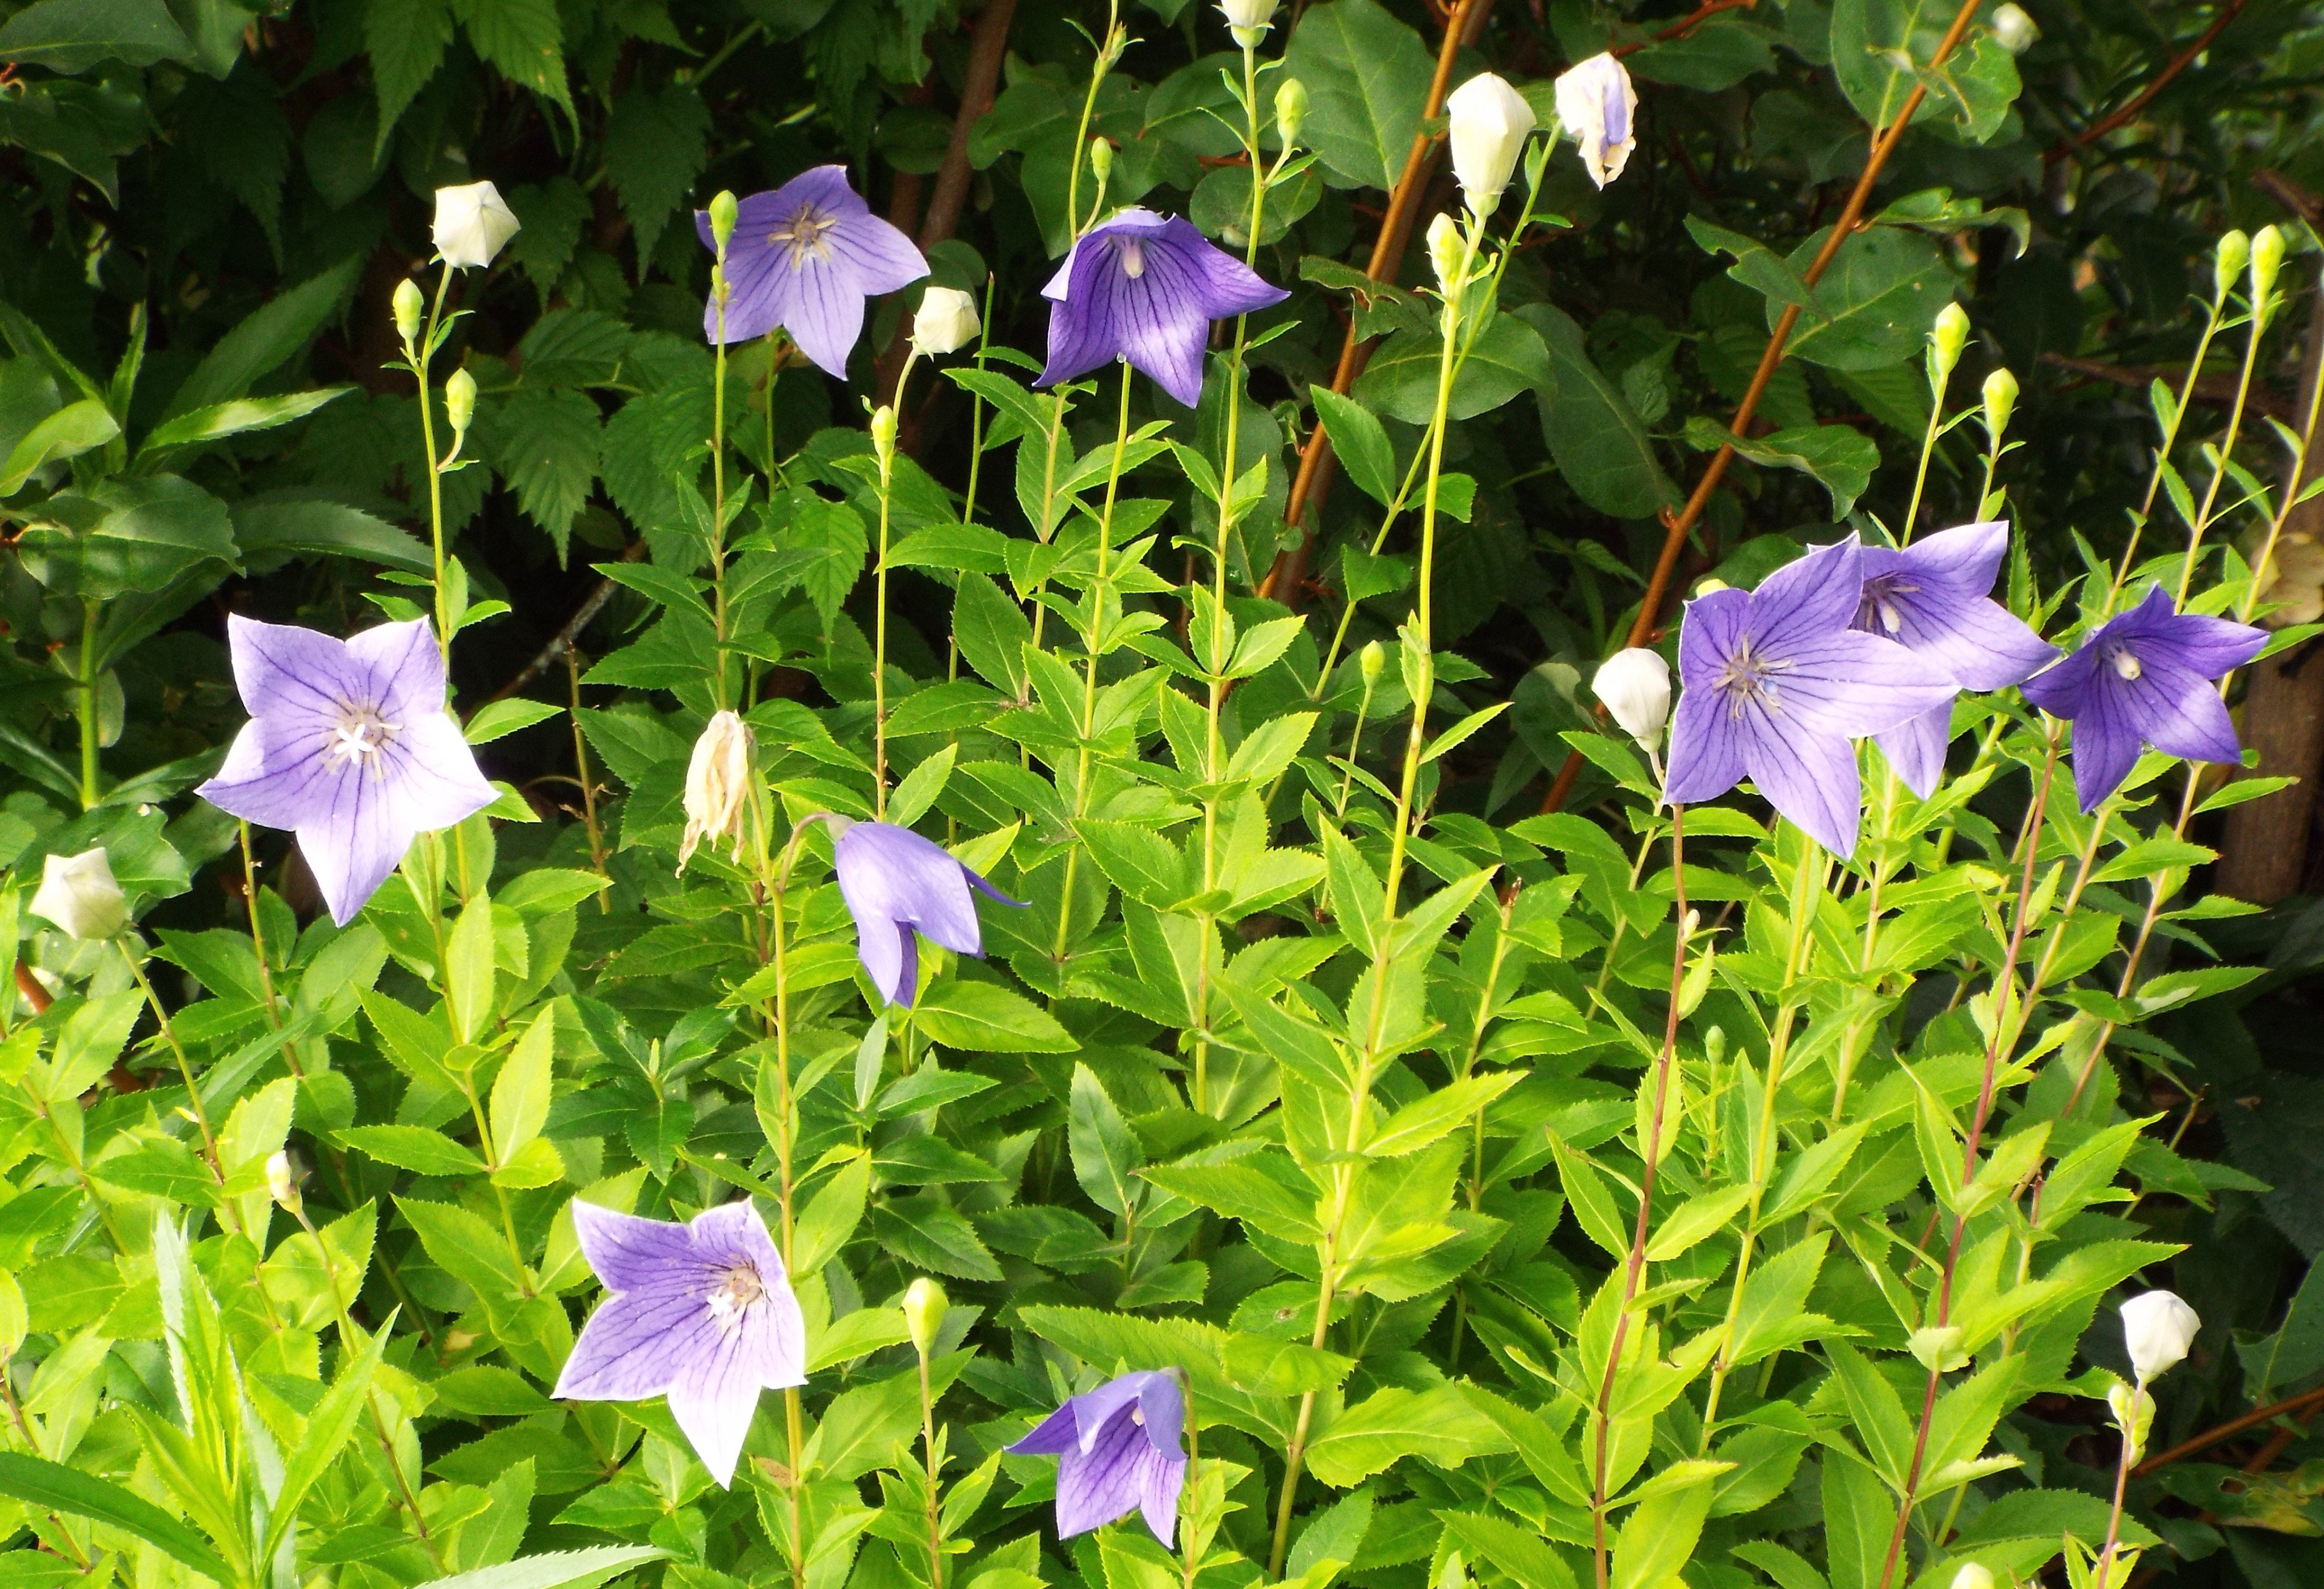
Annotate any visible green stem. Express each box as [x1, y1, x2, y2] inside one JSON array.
[[75, 598, 99, 810]]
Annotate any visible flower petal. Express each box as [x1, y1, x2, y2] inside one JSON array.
[[826, 209, 929, 296], [554, 1287, 705, 1402], [1879, 585, 2055, 692], [1054, 1413, 1169, 1539], [2116, 654, 2242, 767], [782, 255, 869, 378], [1864, 520, 2010, 592], [1663, 683, 1749, 806], [2064, 675, 2143, 813], [1749, 538, 1864, 656], [378, 714, 499, 833], [1674, 586, 1751, 691], [573, 1202, 704, 1292], [1740, 705, 1862, 856], [1104, 241, 1211, 407], [1007, 1403, 1083, 1457], [1140, 1454, 1188, 1548], [1875, 703, 1951, 798], [198, 719, 339, 830], [706, 233, 794, 345], [1762, 631, 1957, 739], [1158, 216, 1288, 319], [226, 615, 358, 728], [343, 618, 447, 722], [838, 823, 984, 957]]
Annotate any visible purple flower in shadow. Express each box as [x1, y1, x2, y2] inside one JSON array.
[[1664, 537, 1956, 856], [1038, 209, 1287, 407], [553, 1200, 806, 1487], [196, 617, 495, 926], [1851, 520, 2056, 795], [833, 819, 1023, 1008], [695, 166, 928, 378], [2019, 584, 2267, 812], [1007, 1370, 1186, 1546]]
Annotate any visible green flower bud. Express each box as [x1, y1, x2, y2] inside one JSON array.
[[1275, 78, 1309, 150], [708, 190, 739, 258], [870, 403, 898, 461], [1693, 578, 1729, 597], [1702, 1025, 1726, 1065], [2252, 224, 2287, 304], [1982, 366, 2019, 441], [393, 278, 424, 343], [444, 368, 477, 436], [1359, 639, 1386, 686], [1930, 301, 1971, 375], [1089, 137, 1114, 190], [1427, 212, 1467, 298], [903, 1276, 948, 1355], [2215, 230, 2250, 301], [266, 1151, 302, 1216]]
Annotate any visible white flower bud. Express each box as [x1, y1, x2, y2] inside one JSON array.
[[1427, 212, 1467, 296], [1219, 0, 1277, 46], [1991, 3, 2036, 52], [1593, 647, 1671, 749], [1552, 53, 1637, 191], [2120, 1289, 2199, 1381], [30, 848, 126, 941], [903, 1276, 948, 1354], [1950, 1565, 1997, 1589], [266, 1151, 301, 1215], [912, 286, 982, 356], [432, 180, 521, 271], [1447, 73, 1536, 216], [678, 710, 754, 871]]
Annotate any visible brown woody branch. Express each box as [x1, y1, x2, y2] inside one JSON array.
[[2045, 0, 2251, 163], [2132, 1384, 2324, 1476], [2040, 351, 2296, 422], [1537, 0, 1988, 816]]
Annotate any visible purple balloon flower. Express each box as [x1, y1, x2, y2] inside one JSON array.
[[2019, 583, 2267, 813], [833, 819, 1022, 1008], [196, 617, 496, 926], [1851, 520, 2057, 796], [1664, 537, 1957, 856], [1037, 209, 1288, 407], [552, 1200, 807, 1487], [694, 166, 928, 378], [1007, 1370, 1186, 1546]]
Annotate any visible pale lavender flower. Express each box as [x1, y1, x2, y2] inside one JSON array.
[[695, 166, 928, 378], [1007, 1370, 1186, 1545], [553, 1200, 806, 1487], [196, 617, 495, 926], [1038, 209, 1287, 407], [833, 819, 1022, 1008], [2019, 584, 2267, 813], [1852, 520, 2056, 795], [1664, 537, 1956, 856]]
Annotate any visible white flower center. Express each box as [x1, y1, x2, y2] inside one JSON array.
[[772, 204, 839, 269], [705, 1262, 765, 1331], [1714, 636, 1793, 716], [325, 705, 401, 776], [1130, 1406, 1144, 1426], [1856, 575, 1918, 637], [1116, 238, 1146, 279], [2111, 647, 2144, 681]]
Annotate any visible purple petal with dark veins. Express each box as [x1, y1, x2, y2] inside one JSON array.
[[2116, 652, 2243, 767], [1749, 538, 1865, 657], [1736, 698, 1864, 857], [1875, 703, 1952, 799], [1757, 630, 1956, 739]]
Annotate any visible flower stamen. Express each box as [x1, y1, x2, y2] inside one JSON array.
[[771, 204, 839, 269], [2111, 647, 2144, 681], [705, 1262, 765, 1330], [325, 704, 401, 778]]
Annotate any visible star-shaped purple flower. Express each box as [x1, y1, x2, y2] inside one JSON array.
[[1007, 1370, 1186, 1546], [196, 617, 496, 926], [1665, 537, 1957, 856], [833, 819, 1022, 1008], [553, 1200, 807, 1487], [1852, 520, 2057, 796], [695, 166, 928, 379], [2019, 584, 2267, 813], [1038, 209, 1287, 407]]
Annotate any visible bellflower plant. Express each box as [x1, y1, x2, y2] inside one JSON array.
[[196, 617, 496, 925], [1853, 520, 2056, 794], [832, 818, 1022, 1006], [695, 166, 929, 376], [1664, 538, 1956, 854], [2019, 584, 2268, 811], [554, 1201, 807, 1486], [1007, 1371, 1188, 1545], [1037, 208, 1287, 406]]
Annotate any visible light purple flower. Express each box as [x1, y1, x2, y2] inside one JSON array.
[[553, 1200, 806, 1487], [1007, 1370, 1186, 1546], [2019, 584, 2267, 813], [1038, 209, 1287, 407], [833, 819, 1022, 1008], [1852, 520, 2057, 795], [196, 617, 495, 926], [694, 166, 928, 378], [1664, 538, 1957, 856]]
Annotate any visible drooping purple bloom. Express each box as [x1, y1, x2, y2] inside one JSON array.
[[1664, 537, 1957, 857], [1852, 520, 2057, 796], [197, 617, 496, 926], [1038, 209, 1287, 407], [2019, 584, 2267, 813], [695, 166, 928, 378], [1007, 1370, 1187, 1546], [833, 819, 1023, 1008], [553, 1200, 806, 1487]]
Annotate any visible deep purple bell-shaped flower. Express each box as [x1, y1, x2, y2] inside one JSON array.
[[1007, 1370, 1187, 1546], [832, 819, 1022, 1008], [1037, 209, 1287, 407], [2020, 583, 2267, 812], [553, 1200, 806, 1487]]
